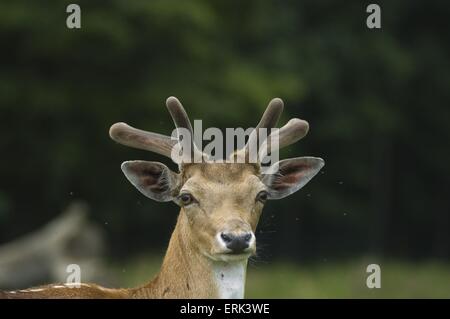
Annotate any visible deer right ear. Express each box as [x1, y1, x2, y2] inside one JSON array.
[[262, 157, 324, 200], [121, 161, 180, 202]]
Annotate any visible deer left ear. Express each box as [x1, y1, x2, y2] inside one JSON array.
[[262, 157, 325, 200], [121, 161, 180, 202]]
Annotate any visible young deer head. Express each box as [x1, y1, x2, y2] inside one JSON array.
[[1, 96, 323, 299], [110, 97, 324, 266], [107, 97, 324, 298]]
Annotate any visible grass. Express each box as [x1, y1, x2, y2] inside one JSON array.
[[112, 256, 450, 298]]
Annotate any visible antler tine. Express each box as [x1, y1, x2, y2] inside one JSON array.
[[240, 98, 284, 158], [278, 118, 309, 148], [255, 97, 284, 130], [261, 118, 309, 155], [166, 96, 204, 162], [166, 96, 194, 134], [109, 122, 176, 158], [243, 98, 283, 148]]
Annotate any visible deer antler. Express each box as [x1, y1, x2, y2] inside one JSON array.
[[110, 97, 309, 164], [244, 98, 284, 154], [236, 98, 309, 160], [109, 122, 176, 158], [165, 97, 204, 162], [109, 97, 204, 163], [260, 117, 310, 155]]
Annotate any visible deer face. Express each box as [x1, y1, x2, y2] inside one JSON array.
[[177, 163, 263, 261], [120, 158, 323, 262], [110, 97, 324, 263]]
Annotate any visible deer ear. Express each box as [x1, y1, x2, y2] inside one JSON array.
[[262, 157, 324, 200], [121, 161, 180, 202]]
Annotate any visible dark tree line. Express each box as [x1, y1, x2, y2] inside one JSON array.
[[0, 0, 449, 261]]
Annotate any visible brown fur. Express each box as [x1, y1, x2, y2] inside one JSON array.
[[2, 97, 324, 298], [1, 163, 264, 299]]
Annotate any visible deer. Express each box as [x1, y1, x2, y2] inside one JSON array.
[[1, 97, 324, 299]]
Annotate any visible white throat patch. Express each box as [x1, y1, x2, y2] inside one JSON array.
[[213, 261, 247, 299]]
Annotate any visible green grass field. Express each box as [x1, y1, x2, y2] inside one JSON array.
[[113, 256, 450, 298]]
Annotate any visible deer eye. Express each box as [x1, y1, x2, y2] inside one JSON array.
[[178, 193, 195, 206], [256, 191, 268, 203]]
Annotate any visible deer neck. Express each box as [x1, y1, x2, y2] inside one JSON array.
[[136, 211, 247, 298]]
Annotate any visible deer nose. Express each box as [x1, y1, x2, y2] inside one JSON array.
[[220, 232, 253, 254]]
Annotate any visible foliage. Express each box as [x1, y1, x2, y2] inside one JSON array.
[[114, 256, 450, 298], [0, 0, 449, 261]]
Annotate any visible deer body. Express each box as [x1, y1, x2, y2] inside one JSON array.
[[2, 191, 248, 299], [1, 97, 324, 299]]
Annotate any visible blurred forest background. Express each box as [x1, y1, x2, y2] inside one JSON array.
[[0, 0, 449, 297]]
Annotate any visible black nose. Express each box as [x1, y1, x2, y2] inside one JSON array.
[[220, 232, 252, 254]]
